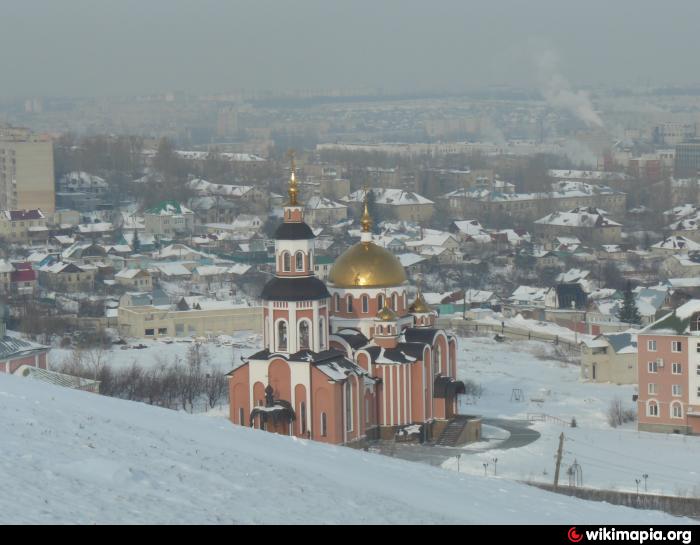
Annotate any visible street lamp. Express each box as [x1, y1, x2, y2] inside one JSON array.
[[483, 462, 489, 476], [635, 478, 641, 495], [456, 453, 462, 473], [492, 457, 498, 476], [642, 473, 649, 493]]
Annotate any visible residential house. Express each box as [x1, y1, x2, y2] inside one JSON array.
[[581, 332, 638, 384]]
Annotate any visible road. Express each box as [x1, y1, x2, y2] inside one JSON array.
[[366, 418, 541, 467]]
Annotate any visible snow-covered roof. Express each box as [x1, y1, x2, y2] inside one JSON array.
[[452, 220, 490, 239], [0, 260, 14, 273], [510, 286, 549, 304], [535, 207, 621, 228], [651, 236, 700, 252], [188, 179, 254, 198], [305, 196, 347, 210], [396, 253, 426, 267], [115, 268, 149, 280], [344, 188, 434, 206], [78, 222, 113, 233], [145, 201, 193, 216], [548, 169, 629, 182], [556, 268, 590, 283]]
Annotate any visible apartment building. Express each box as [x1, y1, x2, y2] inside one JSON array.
[[637, 300, 700, 434], [0, 125, 55, 213]]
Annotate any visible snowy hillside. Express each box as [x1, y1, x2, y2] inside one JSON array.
[[0, 374, 686, 524]]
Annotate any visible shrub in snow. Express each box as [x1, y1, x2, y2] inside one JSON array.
[[607, 398, 635, 428]]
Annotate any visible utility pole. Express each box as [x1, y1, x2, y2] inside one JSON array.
[[553, 432, 564, 490]]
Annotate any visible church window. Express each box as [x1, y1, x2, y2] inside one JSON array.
[[321, 412, 328, 437], [362, 295, 369, 313], [346, 381, 353, 432], [378, 325, 383, 335], [334, 293, 340, 311], [378, 294, 384, 309], [299, 320, 310, 350], [283, 252, 291, 272], [434, 344, 442, 376], [347, 295, 353, 313], [277, 321, 288, 352], [296, 251, 304, 272]]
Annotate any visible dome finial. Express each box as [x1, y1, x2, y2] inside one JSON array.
[[286, 149, 299, 206], [360, 185, 373, 234]]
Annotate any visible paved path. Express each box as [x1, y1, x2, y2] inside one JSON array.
[[366, 418, 541, 468]]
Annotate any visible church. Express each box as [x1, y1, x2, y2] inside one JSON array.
[[228, 160, 465, 445]]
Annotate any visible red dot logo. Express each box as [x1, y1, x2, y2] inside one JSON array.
[[568, 527, 584, 543]]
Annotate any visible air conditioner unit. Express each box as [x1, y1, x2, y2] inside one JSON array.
[[657, 358, 664, 367]]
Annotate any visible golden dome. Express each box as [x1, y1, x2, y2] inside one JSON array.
[[376, 302, 397, 322], [409, 291, 432, 313], [328, 242, 407, 289]]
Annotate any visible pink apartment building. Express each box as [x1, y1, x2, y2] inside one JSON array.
[[637, 300, 700, 434]]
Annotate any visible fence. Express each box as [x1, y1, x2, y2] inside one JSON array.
[[437, 318, 582, 354], [527, 482, 700, 520], [526, 413, 571, 427]]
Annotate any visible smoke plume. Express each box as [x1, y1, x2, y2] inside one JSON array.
[[537, 50, 604, 128]]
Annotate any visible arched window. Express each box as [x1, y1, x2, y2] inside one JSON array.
[[347, 295, 353, 313], [299, 320, 310, 350], [296, 251, 304, 272], [434, 343, 443, 375], [321, 412, 328, 437], [319, 316, 325, 349], [282, 252, 291, 272], [334, 293, 340, 312], [671, 402, 683, 419], [377, 294, 384, 310], [345, 381, 353, 432], [277, 320, 288, 352], [647, 400, 659, 417], [378, 325, 383, 335], [392, 292, 398, 311], [362, 295, 369, 313]]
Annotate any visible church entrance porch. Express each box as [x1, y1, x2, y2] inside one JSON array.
[[249, 384, 296, 436]]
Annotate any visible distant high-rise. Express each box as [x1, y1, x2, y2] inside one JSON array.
[[674, 138, 700, 178], [0, 125, 55, 213]]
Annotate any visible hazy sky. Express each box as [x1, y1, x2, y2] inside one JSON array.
[[2, 0, 700, 98]]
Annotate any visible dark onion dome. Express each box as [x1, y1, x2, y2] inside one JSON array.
[[261, 275, 330, 301], [274, 221, 315, 240]]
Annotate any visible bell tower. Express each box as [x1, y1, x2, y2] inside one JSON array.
[[261, 150, 331, 355]]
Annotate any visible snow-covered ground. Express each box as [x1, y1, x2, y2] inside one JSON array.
[[448, 336, 700, 497], [0, 373, 687, 524], [49, 331, 262, 372]]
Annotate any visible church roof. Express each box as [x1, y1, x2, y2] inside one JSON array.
[[364, 342, 426, 364], [334, 329, 369, 350], [261, 276, 330, 301], [403, 327, 443, 345], [274, 222, 315, 240], [245, 347, 366, 381]]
